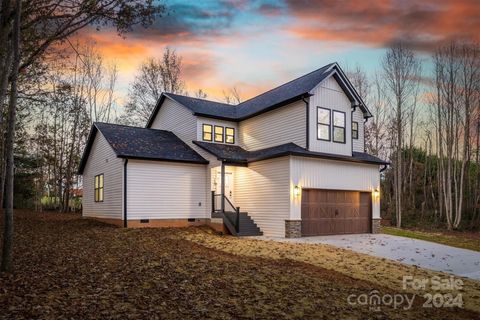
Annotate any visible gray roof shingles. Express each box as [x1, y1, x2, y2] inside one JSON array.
[[148, 62, 371, 125], [193, 141, 389, 165], [78, 123, 208, 173]]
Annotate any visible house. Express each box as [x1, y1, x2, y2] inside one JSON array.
[[78, 63, 388, 238]]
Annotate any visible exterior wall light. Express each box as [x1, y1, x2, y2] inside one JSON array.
[[373, 188, 380, 199], [293, 185, 301, 197]]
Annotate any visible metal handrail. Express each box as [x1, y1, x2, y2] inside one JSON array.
[[211, 191, 241, 233]]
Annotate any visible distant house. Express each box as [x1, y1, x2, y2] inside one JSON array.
[[78, 63, 388, 238]]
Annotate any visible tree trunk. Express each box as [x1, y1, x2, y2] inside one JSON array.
[[1, 0, 20, 273]]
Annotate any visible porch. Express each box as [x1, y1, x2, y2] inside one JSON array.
[[210, 162, 263, 236]]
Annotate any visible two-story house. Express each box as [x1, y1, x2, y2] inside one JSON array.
[[78, 63, 388, 238]]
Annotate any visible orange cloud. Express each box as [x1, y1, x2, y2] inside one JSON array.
[[285, 0, 480, 51]]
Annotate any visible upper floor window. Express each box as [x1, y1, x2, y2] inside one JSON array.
[[94, 174, 104, 202], [225, 127, 235, 144], [202, 124, 212, 141], [352, 121, 359, 140], [333, 111, 346, 143], [214, 126, 224, 142], [317, 107, 331, 141]]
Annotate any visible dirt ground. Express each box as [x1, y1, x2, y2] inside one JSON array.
[[0, 211, 478, 319]]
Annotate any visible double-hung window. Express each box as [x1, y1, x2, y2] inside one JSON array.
[[94, 174, 104, 202], [214, 126, 224, 142], [333, 111, 346, 143], [225, 127, 235, 144], [317, 107, 331, 141], [352, 121, 359, 140], [202, 124, 213, 141]]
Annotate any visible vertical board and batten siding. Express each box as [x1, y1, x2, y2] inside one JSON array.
[[196, 116, 238, 144], [352, 108, 365, 152], [234, 157, 290, 237], [127, 160, 208, 219], [289, 156, 380, 221], [82, 132, 123, 219], [308, 75, 352, 156], [239, 100, 306, 151]]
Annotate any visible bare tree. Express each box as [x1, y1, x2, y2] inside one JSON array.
[[434, 42, 480, 229], [1, 0, 21, 273], [122, 48, 184, 126], [381, 43, 421, 228], [194, 89, 208, 99], [223, 86, 242, 104]]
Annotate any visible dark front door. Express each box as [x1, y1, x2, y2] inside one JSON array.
[[301, 189, 371, 236]]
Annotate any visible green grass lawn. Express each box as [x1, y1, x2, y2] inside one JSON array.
[[382, 226, 480, 252]]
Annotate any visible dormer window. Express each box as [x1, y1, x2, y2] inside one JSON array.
[[333, 111, 346, 143], [225, 127, 235, 144], [214, 126, 224, 142], [202, 124, 213, 141], [352, 121, 359, 140], [317, 107, 331, 141]]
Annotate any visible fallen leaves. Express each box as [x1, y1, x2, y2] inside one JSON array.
[[0, 211, 477, 319]]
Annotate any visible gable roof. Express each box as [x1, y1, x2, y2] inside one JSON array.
[[78, 123, 208, 174], [193, 141, 388, 166], [147, 62, 371, 126]]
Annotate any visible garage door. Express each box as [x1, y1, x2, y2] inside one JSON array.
[[301, 189, 371, 236]]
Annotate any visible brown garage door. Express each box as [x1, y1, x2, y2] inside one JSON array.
[[301, 189, 371, 236]]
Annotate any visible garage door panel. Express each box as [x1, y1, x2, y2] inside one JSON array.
[[301, 189, 371, 236]]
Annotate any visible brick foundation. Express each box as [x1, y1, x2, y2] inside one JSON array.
[[85, 216, 210, 228], [285, 220, 302, 238], [372, 219, 381, 234]]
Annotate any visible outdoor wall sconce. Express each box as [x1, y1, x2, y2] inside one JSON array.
[[293, 185, 301, 197], [373, 188, 380, 199]]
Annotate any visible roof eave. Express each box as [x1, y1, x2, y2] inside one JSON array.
[[117, 154, 209, 165]]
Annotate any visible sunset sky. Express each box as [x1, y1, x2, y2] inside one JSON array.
[[80, 0, 480, 103]]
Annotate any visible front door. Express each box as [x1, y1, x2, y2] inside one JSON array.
[[216, 172, 233, 202]]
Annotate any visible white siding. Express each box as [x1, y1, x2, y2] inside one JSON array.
[[289, 156, 381, 221], [239, 100, 306, 151], [234, 157, 290, 237], [196, 117, 238, 144], [148, 97, 221, 213], [82, 132, 123, 219], [150, 97, 197, 144], [352, 108, 365, 152], [308, 75, 352, 156], [127, 160, 208, 219]]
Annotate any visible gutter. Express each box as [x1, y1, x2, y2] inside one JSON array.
[[123, 158, 128, 228]]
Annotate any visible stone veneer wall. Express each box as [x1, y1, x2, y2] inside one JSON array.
[[372, 219, 381, 234], [285, 220, 302, 238]]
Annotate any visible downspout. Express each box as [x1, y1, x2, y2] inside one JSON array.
[[351, 105, 357, 155], [123, 158, 128, 228], [380, 164, 388, 173], [302, 95, 310, 150]]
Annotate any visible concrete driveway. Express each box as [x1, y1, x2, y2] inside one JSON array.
[[256, 234, 480, 280]]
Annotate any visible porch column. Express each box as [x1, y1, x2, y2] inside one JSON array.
[[221, 161, 225, 212]]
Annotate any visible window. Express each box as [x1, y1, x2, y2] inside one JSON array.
[[317, 107, 331, 141], [225, 127, 235, 144], [94, 174, 104, 202], [352, 121, 359, 140], [202, 124, 212, 141], [333, 111, 346, 143], [214, 126, 224, 142]]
